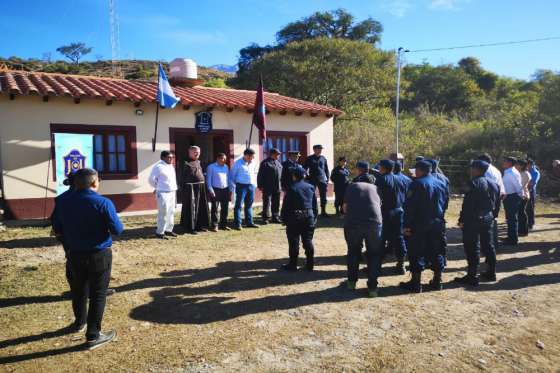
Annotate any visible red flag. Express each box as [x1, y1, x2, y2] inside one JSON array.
[[252, 76, 266, 142]]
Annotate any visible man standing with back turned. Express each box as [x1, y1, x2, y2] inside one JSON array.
[[52, 168, 123, 350]]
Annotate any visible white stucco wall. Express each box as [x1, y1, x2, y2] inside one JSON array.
[[0, 94, 334, 201]]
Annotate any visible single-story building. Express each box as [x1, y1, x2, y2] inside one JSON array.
[[0, 63, 342, 220]]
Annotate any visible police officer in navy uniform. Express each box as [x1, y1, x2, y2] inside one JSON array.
[[375, 159, 411, 274], [257, 148, 283, 224], [280, 166, 318, 271], [455, 160, 501, 286], [281, 150, 301, 191], [330, 156, 350, 216], [304, 144, 330, 217], [352, 161, 375, 184], [400, 160, 447, 293], [428, 159, 450, 264]]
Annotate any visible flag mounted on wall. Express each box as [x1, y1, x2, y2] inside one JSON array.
[[152, 63, 179, 152]]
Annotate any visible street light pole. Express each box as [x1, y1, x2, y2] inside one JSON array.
[[395, 47, 409, 154]]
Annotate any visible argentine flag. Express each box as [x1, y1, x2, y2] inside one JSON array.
[[157, 64, 179, 109]]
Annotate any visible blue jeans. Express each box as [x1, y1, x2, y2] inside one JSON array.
[[503, 194, 522, 243], [344, 223, 382, 290], [234, 183, 255, 226]]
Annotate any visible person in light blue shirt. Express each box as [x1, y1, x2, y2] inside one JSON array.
[[229, 148, 259, 230], [206, 153, 231, 231], [527, 159, 541, 230]]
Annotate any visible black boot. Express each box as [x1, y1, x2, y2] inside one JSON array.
[[428, 271, 443, 291], [399, 272, 422, 293], [320, 206, 329, 217], [480, 264, 496, 282], [305, 255, 314, 272], [454, 264, 479, 286], [281, 258, 298, 271], [395, 260, 406, 275]]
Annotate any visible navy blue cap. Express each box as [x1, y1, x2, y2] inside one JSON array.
[[471, 160, 489, 171], [415, 160, 432, 172], [427, 159, 439, 172], [379, 159, 395, 170], [356, 160, 370, 170], [415, 156, 425, 162], [293, 166, 306, 178]]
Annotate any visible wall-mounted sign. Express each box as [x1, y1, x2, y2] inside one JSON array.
[[195, 111, 213, 134], [54, 133, 94, 195]]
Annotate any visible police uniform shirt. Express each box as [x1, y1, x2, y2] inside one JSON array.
[[304, 154, 329, 183], [374, 172, 410, 214], [281, 159, 299, 190], [280, 180, 318, 224], [331, 166, 350, 187], [403, 174, 446, 231], [459, 176, 500, 224]]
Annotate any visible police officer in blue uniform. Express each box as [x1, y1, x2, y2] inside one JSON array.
[[330, 156, 350, 216], [304, 145, 330, 217], [281, 150, 301, 192], [257, 148, 283, 224], [400, 160, 447, 293], [352, 161, 375, 184], [375, 159, 411, 274], [52, 168, 123, 350], [455, 160, 501, 286], [280, 166, 318, 271], [428, 159, 450, 265]]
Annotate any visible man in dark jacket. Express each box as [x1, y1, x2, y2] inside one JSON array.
[[455, 160, 501, 286], [281, 150, 301, 191], [304, 144, 330, 217], [180, 146, 210, 234], [257, 148, 283, 224], [330, 156, 350, 216], [280, 166, 318, 271], [52, 168, 123, 350]]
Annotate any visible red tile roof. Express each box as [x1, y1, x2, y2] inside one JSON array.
[[0, 70, 342, 116]]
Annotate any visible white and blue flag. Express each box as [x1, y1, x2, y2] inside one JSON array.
[[157, 64, 179, 108]]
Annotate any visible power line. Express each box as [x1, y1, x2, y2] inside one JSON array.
[[408, 36, 560, 53]]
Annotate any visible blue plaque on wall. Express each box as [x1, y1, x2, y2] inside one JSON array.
[[195, 111, 213, 134]]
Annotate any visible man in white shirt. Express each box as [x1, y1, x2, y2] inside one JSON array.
[[229, 148, 259, 230], [501, 156, 523, 245], [148, 151, 178, 239], [206, 153, 231, 232]]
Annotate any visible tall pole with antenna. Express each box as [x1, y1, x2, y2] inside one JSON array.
[[109, 0, 120, 77]]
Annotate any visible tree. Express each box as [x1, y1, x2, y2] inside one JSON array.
[[236, 9, 383, 73], [230, 38, 394, 110], [56, 42, 92, 64], [458, 57, 497, 92], [276, 9, 383, 45]]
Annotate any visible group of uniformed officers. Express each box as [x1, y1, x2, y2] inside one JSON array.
[[51, 142, 540, 349]]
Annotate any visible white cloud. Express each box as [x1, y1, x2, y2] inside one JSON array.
[[429, 0, 470, 10], [382, 0, 413, 17]]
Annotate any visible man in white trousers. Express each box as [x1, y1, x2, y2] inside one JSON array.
[[149, 151, 178, 239]]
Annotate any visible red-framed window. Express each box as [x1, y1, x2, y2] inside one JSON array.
[[50, 123, 138, 180], [265, 132, 308, 163]]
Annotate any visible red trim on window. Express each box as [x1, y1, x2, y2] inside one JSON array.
[[50, 123, 138, 181]]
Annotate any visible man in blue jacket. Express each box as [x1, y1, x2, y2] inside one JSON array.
[[375, 159, 411, 274], [53, 168, 123, 350], [400, 160, 447, 293], [304, 144, 330, 217]]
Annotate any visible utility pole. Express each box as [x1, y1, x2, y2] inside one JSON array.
[[395, 47, 409, 154]]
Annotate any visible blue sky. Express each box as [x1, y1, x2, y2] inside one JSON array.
[[1, 0, 559, 80]]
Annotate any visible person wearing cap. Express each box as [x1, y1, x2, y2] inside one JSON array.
[[477, 153, 505, 251], [501, 156, 523, 245], [343, 165, 383, 297], [526, 159, 540, 230], [149, 150, 178, 239], [52, 168, 123, 350], [352, 161, 375, 184], [455, 160, 501, 286], [257, 148, 283, 224], [281, 150, 301, 191], [280, 165, 318, 271], [515, 159, 532, 237], [330, 156, 350, 216], [304, 145, 330, 217], [375, 159, 411, 275], [400, 160, 447, 293]]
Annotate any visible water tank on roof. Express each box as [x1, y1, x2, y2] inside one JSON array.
[[169, 58, 197, 80]]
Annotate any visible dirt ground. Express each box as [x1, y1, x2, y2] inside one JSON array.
[[1, 199, 559, 372]]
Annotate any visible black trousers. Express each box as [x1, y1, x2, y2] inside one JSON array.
[[518, 198, 529, 235], [210, 187, 229, 228], [333, 185, 347, 211], [462, 220, 495, 275], [527, 189, 536, 229], [311, 181, 328, 210], [345, 223, 382, 290], [67, 249, 112, 340], [286, 223, 315, 262], [262, 190, 281, 220]]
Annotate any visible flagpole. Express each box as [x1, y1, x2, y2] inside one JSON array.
[[152, 65, 161, 152]]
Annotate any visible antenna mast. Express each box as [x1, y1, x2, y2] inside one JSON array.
[[109, 0, 121, 77]]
